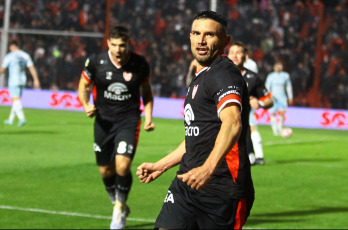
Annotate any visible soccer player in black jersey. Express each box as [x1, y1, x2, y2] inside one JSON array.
[[137, 11, 254, 229], [228, 41, 273, 165], [78, 26, 155, 229]]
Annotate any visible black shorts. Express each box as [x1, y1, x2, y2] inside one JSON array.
[[155, 178, 254, 229], [93, 116, 141, 166]]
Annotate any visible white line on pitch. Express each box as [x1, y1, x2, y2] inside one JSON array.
[[0, 205, 155, 223], [263, 138, 328, 146]]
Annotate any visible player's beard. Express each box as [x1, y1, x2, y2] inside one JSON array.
[[192, 47, 221, 67]]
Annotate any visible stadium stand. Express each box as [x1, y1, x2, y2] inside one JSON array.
[[1, 0, 347, 108]]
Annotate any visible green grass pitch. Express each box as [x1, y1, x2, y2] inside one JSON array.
[[0, 107, 348, 229]]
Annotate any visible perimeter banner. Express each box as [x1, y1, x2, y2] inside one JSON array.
[[1, 88, 347, 130]]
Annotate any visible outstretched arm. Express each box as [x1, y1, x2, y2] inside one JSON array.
[[78, 75, 96, 117], [177, 104, 242, 190], [141, 79, 155, 131], [137, 140, 185, 183]]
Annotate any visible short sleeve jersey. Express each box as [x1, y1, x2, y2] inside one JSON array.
[[243, 69, 272, 102], [2, 50, 34, 86], [82, 51, 150, 122], [179, 56, 254, 198]]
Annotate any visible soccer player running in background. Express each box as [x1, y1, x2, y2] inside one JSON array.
[[77, 25, 155, 229], [137, 11, 254, 229], [265, 61, 293, 136], [1, 40, 40, 126], [228, 41, 273, 165]]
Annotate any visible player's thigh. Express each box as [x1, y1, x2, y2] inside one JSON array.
[[114, 118, 141, 159], [155, 178, 196, 229], [93, 118, 117, 166], [195, 192, 253, 229], [277, 97, 288, 111], [9, 85, 24, 98], [249, 109, 257, 126]]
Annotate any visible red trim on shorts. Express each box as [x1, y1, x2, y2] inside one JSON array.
[[135, 119, 142, 148], [225, 143, 239, 182], [259, 92, 272, 102], [234, 198, 247, 229]]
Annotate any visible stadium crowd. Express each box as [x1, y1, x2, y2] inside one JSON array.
[[1, 0, 348, 109]]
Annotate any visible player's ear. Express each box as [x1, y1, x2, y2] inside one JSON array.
[[106, 39, 111, 49]]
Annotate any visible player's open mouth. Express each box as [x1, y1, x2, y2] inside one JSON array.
[[196, 47, 208, 55]]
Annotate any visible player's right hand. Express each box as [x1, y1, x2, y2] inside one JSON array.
[[84, 104, 96, 117], [136, 163, 163, 183]]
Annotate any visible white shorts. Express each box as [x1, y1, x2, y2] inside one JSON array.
[[9, 85, 24, 98]]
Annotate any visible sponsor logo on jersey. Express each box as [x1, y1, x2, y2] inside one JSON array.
[[104, 82, 132, 101], [164, 190, 174, 203], [123, 72, 133, 81], [192, 84, 199, 99], [184, 104, 194, 125], [106, 71, 112, 80], [184, 103, 200, 136]]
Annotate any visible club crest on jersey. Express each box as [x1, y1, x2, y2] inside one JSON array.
[[106, 71, 112, 80], [123, 72, 133, 81], [192, 85, 199, 99]]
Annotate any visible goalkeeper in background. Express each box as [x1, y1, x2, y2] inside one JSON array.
[[1, 40, 40, 127], [265, 61, 293, 136]]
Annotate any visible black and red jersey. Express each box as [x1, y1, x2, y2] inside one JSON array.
[[82, 51, 150, 122], [243, 69, 272, 101], [179, 56, 254, 198]]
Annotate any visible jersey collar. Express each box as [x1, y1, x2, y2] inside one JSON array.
[[108, 50, 131, 69]]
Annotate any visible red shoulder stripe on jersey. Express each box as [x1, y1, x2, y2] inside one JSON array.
[[234, 198, 247, 229], [259, 92, 272, 102], [225, 142, 239, 183], [217, 94, 241, 116], [82, 70, 91, 82]]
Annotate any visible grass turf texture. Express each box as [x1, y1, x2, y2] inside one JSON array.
[[0, 107, 347, 229]]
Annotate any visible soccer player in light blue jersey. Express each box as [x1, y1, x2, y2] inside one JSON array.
[[265, 61, 293, 136], [1, 40, 40, 126]]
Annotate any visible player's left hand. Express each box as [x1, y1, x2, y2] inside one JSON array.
[[249, 96, 260, 109], [177, 165, 212, 190], [144, 120, 155, 131]]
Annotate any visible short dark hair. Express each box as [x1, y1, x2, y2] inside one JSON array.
[[193, 11, 227, 31], [109, 25, 130, 41], [9, 40, 20, 47], [231, 41, 248, 54]]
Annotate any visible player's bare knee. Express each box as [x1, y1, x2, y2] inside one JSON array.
[[115, 160, 131, 176], [99, 165, 115, 178]]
